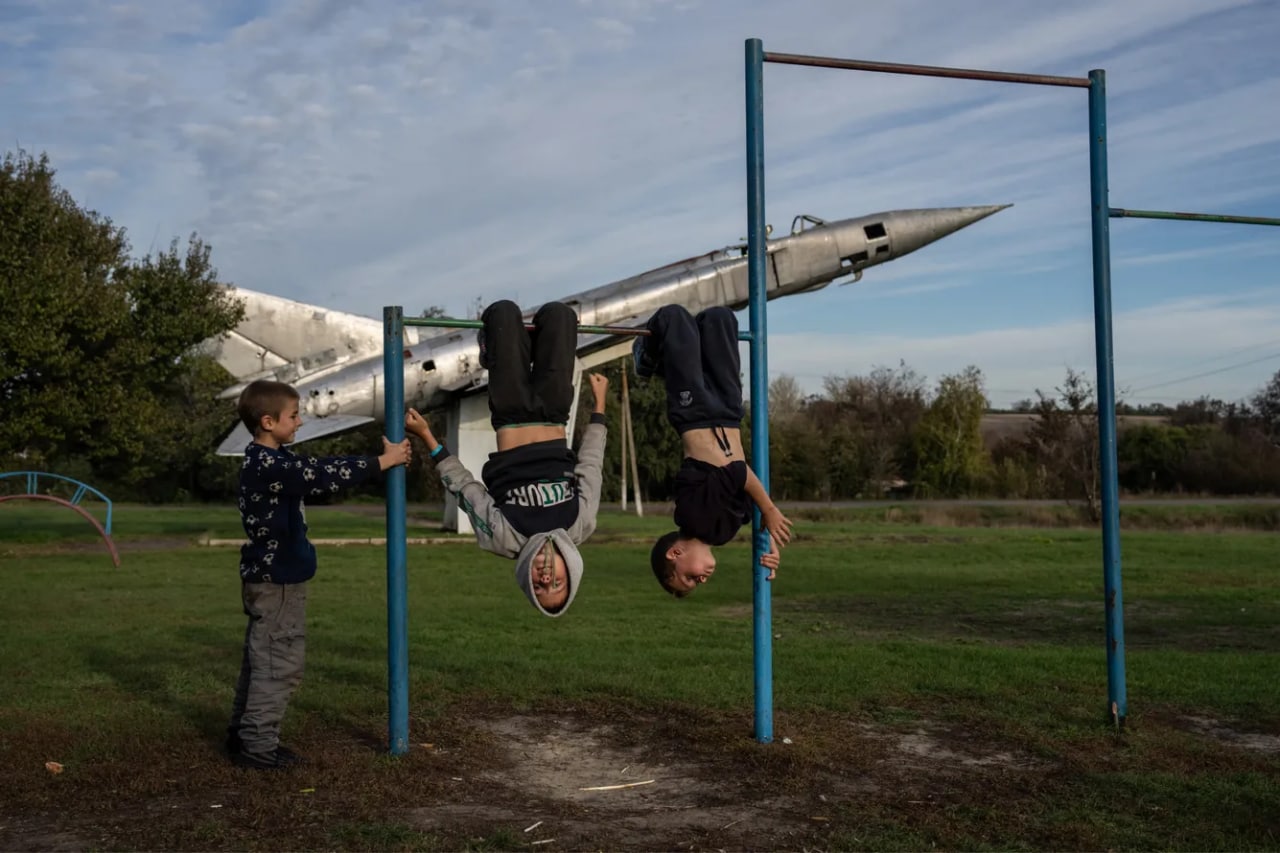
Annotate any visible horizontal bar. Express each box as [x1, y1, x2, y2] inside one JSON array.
[[404, 315, 753, 340], [763, 51, 1091, 88], [1110, 207, 1280, 227]]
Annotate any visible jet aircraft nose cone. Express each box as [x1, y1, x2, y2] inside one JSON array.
[[886, 204, 1012, 258]]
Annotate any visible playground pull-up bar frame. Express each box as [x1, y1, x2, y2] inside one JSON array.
[[745, 41, 1122, 740], [747, 39, 1278, 737]]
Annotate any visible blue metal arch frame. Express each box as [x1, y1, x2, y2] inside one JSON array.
[[0, 471, 119, 566]]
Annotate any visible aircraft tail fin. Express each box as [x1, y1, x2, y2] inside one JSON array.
[[202, 287, 418, 385]]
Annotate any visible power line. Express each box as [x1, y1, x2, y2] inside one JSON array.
[[1128, 351, 1280, 394], [1119, 336, 1280, 387]]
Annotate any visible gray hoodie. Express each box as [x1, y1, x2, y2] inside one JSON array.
[[433, 421, 606, 617]]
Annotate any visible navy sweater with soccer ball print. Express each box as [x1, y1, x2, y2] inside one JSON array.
[[238, 443, 379, 584]]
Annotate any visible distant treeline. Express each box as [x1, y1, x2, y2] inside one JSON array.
[[592, 362, 1280, 520]]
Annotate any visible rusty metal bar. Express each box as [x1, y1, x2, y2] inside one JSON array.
[[763, 51, 1091, 88]]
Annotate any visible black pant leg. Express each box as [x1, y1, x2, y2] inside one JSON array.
[[529, 301, 579, 424], [481, 300, 535, 429], [647, 304, 724, 433], [696, 307, 744, 422]]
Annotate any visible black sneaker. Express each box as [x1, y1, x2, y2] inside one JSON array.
[[231, 746, 303, 770], [231, 748, 287, 770], [274, 745, 304, 766], [632, 336, 659, 378]]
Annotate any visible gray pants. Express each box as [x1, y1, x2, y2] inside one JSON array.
[[228, 581, 308, 755]]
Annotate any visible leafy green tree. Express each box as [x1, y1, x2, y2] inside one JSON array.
[[1025, 368, 1100, 519], [821, 362, 926, 496], [0, 150, 243, 496], [1251, 368, 1280, 443], [764, 375, 826, 500], [1117, 425, 1190, 493], [912, 365, 990, 497]]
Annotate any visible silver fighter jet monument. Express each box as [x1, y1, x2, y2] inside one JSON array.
[[204, 204, 1007, 531]]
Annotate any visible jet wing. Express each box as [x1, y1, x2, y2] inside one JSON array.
[[216, 414, 378, 457]]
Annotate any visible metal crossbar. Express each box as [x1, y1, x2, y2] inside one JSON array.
[[1110, 208, 1280, 227], [403, 315, 753, 340], [763, 51, 1091, 88]]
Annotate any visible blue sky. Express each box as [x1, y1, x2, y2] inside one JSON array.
[[5, 0, 1280, 407]]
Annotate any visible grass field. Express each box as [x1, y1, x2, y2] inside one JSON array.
[[1, 501, 1277, 851]]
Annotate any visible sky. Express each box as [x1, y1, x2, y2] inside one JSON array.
[[5, 0, 1280, 408]]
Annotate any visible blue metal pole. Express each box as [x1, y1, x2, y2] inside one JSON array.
[[1087, 70, 1127, 726], [745, 37, 773, 745], [383, 305, 410, 754]]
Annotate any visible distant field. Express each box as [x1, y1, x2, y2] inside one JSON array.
[[0, 502, 1277, 851]]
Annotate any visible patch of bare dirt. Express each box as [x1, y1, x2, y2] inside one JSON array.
[[0, 822, 92, 853], [855, 722, 1046, 772], [402, 707, 1056, 850], [1180, 715, 1280, 754], [409, 713, 805, 849]]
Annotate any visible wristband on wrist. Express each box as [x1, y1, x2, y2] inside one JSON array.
[[430, 444, 445, 458]]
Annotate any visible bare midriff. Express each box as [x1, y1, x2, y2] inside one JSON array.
[[496, 424, 567, 451], [681, 426, 744, 465]]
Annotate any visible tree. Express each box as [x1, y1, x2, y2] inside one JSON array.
[[912, 365, 990, 497], [1025, 368, 1101, 520], [768, 374, 804, 422], [0, 150, 244, 496], [1117, 424, 1189, 493], [821, 361, 926, 495], [1251, 369, 1280, 444]]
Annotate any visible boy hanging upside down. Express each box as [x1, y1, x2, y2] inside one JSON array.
[[634, 304, 793, 597], [406, 299, 608, 616]]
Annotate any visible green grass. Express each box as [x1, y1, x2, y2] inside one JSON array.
[[0, 502, 1278, 850], [5, 497, 1280, 547], [0, 501, 426, 543]]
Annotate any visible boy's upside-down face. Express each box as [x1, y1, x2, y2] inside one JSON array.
[[531, 543, 569, 611], [668, 539, 717, 594]]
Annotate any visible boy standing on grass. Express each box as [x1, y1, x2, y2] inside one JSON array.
[[633, 304, 793, 597], [405, 298, 608, 617], [226, 379, 412, 770]]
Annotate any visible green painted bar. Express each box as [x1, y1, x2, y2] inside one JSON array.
[[404, 315, 755, 340], [1110, 208, 1280, 226], [405, 316, 650, 336]]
